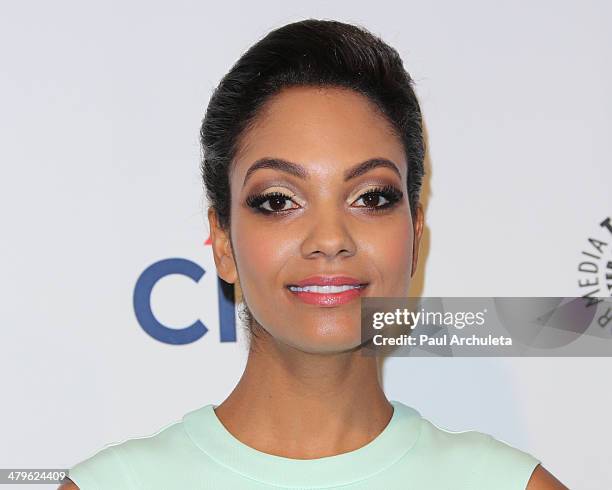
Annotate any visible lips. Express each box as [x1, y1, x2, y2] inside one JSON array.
[[285, 275, 369, 307], [287, 275, 368, 288]]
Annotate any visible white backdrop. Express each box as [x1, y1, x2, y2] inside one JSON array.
[[1, 1, 611, 489]]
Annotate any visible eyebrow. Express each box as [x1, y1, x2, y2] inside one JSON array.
[[241, 157, 402, 188]]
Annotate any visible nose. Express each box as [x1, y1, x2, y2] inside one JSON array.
[[300, 207, 357, 260]]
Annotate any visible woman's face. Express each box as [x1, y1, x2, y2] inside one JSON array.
[[210, 86, 423, 354]]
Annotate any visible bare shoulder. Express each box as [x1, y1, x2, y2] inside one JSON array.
[[57, 478, 79, 489], [526, 464, 569, 490]]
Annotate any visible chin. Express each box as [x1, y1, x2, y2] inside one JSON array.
[[285, 325, 364, 354]]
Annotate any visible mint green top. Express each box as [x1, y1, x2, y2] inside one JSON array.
[[68, 400, 540, 489]]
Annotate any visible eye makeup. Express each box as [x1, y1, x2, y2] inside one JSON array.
[[245, 184, 404, 216]]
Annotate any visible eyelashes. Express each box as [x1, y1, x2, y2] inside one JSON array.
[[245, 184, 404, 216]]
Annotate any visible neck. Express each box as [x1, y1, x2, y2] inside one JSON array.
[[214, 332, 392, 459]]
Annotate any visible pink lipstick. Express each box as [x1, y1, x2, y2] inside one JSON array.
[[286, 275, 368, 307]]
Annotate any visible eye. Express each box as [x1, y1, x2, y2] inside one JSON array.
[[245, 185, 404, 216], [353, 185, 404, 212], [245, 191, 300, 215]]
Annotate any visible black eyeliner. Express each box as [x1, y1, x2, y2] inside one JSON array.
[[245, 184, 404, 216]]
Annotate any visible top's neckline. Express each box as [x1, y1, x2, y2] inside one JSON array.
[[182, 399, 422, 487]]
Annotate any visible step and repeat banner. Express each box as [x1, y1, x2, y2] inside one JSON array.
[[1, 1, 610, 489]]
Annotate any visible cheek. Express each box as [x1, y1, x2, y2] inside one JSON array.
[[361, 215, 414, 291], [231, 212, 293, 292]]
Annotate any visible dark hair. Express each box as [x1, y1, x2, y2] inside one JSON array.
[[200, 18, 425, 344]]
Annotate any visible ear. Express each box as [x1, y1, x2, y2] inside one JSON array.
[[208, 208, 238, 284], [410, 203, 424, 278]]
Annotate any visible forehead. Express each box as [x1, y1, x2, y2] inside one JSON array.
[[231, 86, 407, 184]]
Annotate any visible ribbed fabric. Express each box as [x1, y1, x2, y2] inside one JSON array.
[[68, 400, 540, 489]]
